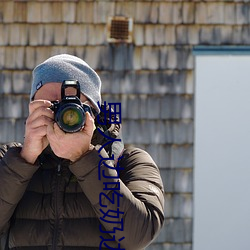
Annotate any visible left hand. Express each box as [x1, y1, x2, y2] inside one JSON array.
[[46, 112, 95, 162]]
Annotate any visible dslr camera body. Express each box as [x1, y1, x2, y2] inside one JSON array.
[[50, 80, 93, 133]]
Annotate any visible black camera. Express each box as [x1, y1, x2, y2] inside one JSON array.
[[50, 80, 93, 133]]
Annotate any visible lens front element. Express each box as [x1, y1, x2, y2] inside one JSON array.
[[62, 108, 81, 126], [55, 104, 85, 133]]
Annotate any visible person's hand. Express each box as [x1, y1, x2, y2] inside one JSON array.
[[21, 100, 54, 164], [46, 112, 95, 162]]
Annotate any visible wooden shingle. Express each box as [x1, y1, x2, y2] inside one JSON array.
[[172, 120, 193, 145], [171, 145, 193, 168], [3, 47, 14, 69], [133, 24, 144, 46], [195, 3, 207, 24], [174, 169, 193, 193], [176, 25, 189, 45], [173, 194, 193, 218], [41, 2, 55, 23], [0, 119, 16, 144], [110, 71, 122, 94], [13, 47, 25, 70], [54, 24, 67, 45], [145, 25, 154, 46], [141, 46, 160, 70], [14, 2, 27, 23], [224, 2, 236, 25], [87, 25, 106, 45], [25, 46, 36, 70], [0, 24, 9, 45], [166, 46, 178, 69], [150, 2, 159, 24], [219, 25, 233, 44], [76, 2, 94, 23], [135, 71, 152, 94], [165, 26, 176, 45], [160, 169, 174, 193], [27, 2, 42, 23], [15, 119, 26, 143], [43, 25, 54, 46], [207, 3, 225, 24], [148, 120, 167, 144], [133, 47, 142, 70], [135, 2, 152, 23], [169, 219, 192, 243], [2, 1, 14, 23], [199, 26, 214, 44], [127, 95, 141, 120], [236, 3, 249, 25], [164, 194, 172, 218], [183, 2, 194, 24], [62, 2, 76, 23], [185, 70, 194, 95], [242, 25, 250, 44], [147, 97, 161, 119], [159, 2, 182, 24], [28, 24, 44, 46], [93, 1, 115, 24], [115, 2, 136, 20], [67, 24, 87, 46], [187, 25, 199, 45], [154, 25, 166, 46], [119, 71, 136, 94], [158, 144, 172, 168], [12, 71, 32, 95], [0, 71, 12, 94], [2, 95, 23, 119]]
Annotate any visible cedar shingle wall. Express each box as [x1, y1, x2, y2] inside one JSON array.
[[0, 1, 249, 249]]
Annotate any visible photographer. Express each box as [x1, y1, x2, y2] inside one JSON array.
[[0, 54, 164, 250]]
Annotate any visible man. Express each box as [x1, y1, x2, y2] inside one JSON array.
[[0, 54, 164, 250]]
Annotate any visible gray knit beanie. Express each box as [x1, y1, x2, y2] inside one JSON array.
[[31, 54, 101, 113]]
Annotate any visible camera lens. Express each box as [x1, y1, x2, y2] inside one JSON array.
[[55, 104, 85, 133]]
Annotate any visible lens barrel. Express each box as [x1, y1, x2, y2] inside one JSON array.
[[55, 103, 85, 133]]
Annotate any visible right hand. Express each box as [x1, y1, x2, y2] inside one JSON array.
[[20, 100, 54, 164]]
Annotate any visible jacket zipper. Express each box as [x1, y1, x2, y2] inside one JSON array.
[[52, 160, 62, 250]]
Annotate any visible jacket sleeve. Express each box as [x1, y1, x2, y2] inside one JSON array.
[[69, 146, 164, 250], [0, 143, 39, 235]]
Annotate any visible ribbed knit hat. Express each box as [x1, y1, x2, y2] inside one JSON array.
[[30, 54, 101, 113]]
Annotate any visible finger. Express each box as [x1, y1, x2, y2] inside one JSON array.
[[47, 122, 65, 141], [26, 115, 54, 130], [83, 112, 94, 136], [32, 125, 48, 137], [46, 121, 55, 139], [53, 122, 65, 137], [29, 100, 52, 114], [28, 105, 54, 124], [25, 125, 48, 139]]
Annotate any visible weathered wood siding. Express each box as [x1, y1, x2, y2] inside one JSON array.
[[0, 1, 249, 249]]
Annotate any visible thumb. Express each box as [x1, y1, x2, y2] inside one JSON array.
[[46, 122, 54, 137], [83, 112, 95, 136]]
